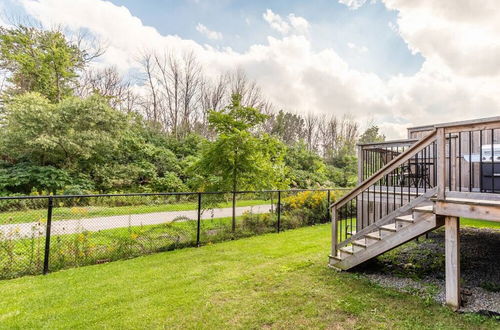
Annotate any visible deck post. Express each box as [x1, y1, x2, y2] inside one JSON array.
[[331, 205, 338, 258], [437, 127, 446, 200], [445, 216, 461, 310], [357, 145, 363, 184]]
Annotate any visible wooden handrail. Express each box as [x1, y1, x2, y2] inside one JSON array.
[[332, 129, 437, 210], [358, 139, 418, 149]]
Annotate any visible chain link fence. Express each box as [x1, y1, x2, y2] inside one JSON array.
[[0, 189, 349, 279]]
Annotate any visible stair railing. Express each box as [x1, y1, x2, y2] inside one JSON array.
[[331, 130, 438, 256], [435, 117, 500, 198]]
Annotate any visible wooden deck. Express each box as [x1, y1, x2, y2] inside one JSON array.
[[331, 116, 500, 311]]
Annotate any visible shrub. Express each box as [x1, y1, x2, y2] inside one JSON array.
[[281, 190, 344, 226], [240, 211, 276, 235], [282, 191, 328, 225]]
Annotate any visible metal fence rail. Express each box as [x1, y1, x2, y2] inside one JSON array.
[[0, 188, 349, 280]]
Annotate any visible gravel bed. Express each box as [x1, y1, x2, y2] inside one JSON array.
[[356, 226, 500, 315]]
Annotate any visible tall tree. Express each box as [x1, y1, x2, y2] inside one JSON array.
[[0, 26, 86, 102], [270, 110, 305, 146], [193, 94, 287, 192], [359, 124, 386, 144]]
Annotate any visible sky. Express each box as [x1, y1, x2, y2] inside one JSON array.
[[1, 0, 500, 138]]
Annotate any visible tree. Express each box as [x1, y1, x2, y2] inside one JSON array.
[[270, 110, 305, 146], [0, 26, 86, 102], [192, 94, 287, 192], [359, 125, 385, 144], [284, 142, 327, 188]]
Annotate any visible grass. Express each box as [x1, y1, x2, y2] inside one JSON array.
[[460, 218, 500, 229], [0, 214, 278, 280], [0, 224, 496, 329], [0, 199, 269, 225]]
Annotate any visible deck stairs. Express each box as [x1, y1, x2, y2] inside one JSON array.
[[329, 204, 444, 270], [328, 128, 443, 270]]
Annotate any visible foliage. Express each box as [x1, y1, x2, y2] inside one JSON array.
[[0, 164, 72, 194], [284, 141, 328, 188], [193, 94, 288, 191], [270, 110, 304, 145], [359, 124, 386, 144], [324, 142, 358, 187], [0, 25, 358, 195], [0, 26, 85, 102]]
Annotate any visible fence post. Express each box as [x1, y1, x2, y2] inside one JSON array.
[[196, 193, 201, 246], [326, 189, 331, 221], [232, 191, 236, 232], [277, 191, 281, 233], [43, 196, 53, 275]]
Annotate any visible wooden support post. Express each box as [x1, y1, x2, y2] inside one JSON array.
[[357, 145, 363, 185], [445, 216, 461, 310], [331, 206, 338, 257], [437, 128, 446, 200]]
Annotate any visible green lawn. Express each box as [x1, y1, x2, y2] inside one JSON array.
[[0, 199, 270, 225], [461, 218, 500, 229], [0, 224, 495, 329]]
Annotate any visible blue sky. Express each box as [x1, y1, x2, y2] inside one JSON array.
[[106, 0, 423, 78], [1, 0, 499, 138]]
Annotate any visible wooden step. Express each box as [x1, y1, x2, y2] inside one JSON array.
[[339, 246, 355, 258], [332, 213, 445, 270], [396, 215, 414, 222], [380, 223, 397, 237], [413, 205, 434, 221], [352, 239, 367, 252], [365, 231, 381, 245], [395, 215, 414, 229], [329, 253, 343, 262], [413, 205, 433, 213]]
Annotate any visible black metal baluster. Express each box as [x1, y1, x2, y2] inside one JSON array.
[[355, 196, 358, 231], [407, 159, 411, 203], [400, 152, 404, 207], [470, 131, 474, 191], [492, 129, 495, 193], [416, 151, 419, 196], [433, 141, 437, 186], [448, 133, 452, 191], [480, 130, 483, 192], [458, 132, 462, 192]]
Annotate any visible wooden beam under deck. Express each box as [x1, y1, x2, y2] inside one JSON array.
[[434, 196, 500, 222]]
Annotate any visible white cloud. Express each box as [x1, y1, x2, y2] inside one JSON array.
[[338, 0, 368, 10], [195, 23, 222, 40], [263, 9, 309, 35], [348, 42, 368, 53], [288, 14, 309, 35], [13, 0, 500, 139], [263, 9, 290, 34]]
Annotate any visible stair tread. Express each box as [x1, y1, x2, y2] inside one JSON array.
[[380, 223, 397, 231], [340, 246, 355, 254], [365, 231, 381, 240], [352, 239, 367, 247], [413, 205, 433, 213], [330, 254, 343, 261], [396, 215, 415, 222]]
